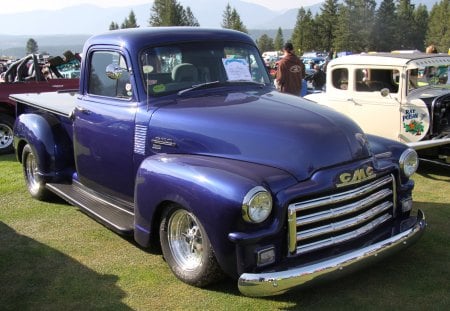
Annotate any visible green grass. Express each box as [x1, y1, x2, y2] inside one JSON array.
[[1, 153, 449, 310]]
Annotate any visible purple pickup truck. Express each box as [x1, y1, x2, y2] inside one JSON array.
[[11, 28, 425, 297]]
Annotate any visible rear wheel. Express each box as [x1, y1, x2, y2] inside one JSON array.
[[22, 144, 50, 200], [159, 204, 223, 287], [0, 114, 14, 154]]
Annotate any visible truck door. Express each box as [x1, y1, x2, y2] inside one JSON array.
[[73, 49, 137, 202], [347, 68, 401, 141]]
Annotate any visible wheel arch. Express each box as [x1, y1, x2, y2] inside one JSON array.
[[14, 113, 74, 182], [133, 154, 294, 277]]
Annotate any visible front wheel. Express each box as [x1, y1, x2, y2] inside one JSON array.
[[0, 114, 15, 154], [159, 204, 223, 287], [22, 144, 50, 200]]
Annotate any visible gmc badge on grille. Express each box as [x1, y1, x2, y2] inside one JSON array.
[[336, 166, 376, 188]]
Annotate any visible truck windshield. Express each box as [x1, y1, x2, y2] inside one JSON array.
[[140, 41, 271, 96], [408, 63, 450, 92]]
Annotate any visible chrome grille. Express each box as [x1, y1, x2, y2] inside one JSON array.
[[287, 174, 396, 255]]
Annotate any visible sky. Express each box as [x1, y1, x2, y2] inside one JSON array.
[[3, 0, 319, 14]]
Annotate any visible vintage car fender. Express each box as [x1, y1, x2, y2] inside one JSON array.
[[133, 153, 297, 277], [13, 113, 74, 181]]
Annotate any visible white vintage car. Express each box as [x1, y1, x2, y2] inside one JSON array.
[[305, 52, 450, 164]]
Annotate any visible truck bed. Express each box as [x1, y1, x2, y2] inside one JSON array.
[[10, 91, 78, 117]]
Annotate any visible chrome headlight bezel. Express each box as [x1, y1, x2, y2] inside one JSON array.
[[242, 186, 273, 223], [399, 148, 419, 178]]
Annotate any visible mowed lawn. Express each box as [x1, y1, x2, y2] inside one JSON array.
[[1, 153, 449, 310]]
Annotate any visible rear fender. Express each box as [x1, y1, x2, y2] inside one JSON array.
[[14, 113, 74, 182]]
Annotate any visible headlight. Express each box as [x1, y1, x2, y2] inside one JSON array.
[[242, 186, 272, 223], [399, 148, 419, 177]]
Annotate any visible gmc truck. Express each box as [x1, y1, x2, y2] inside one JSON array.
[[0, 52, 79, 154], [11, 28, 426, 297]]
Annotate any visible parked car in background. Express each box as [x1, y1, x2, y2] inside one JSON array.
[[305, 52, 450, 165], [0, 52, 79, 154]]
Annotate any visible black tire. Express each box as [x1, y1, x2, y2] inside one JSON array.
[[159, 204, 224, 287], [22, 144, 50, 200], [0, 114, 15, 155]]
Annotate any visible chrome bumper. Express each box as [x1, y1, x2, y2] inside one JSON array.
[[238, 210, 426, 297]]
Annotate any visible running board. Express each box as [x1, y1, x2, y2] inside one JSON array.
[[46, 182, 134, 235]]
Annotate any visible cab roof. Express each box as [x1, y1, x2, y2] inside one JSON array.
[[330, 52, 450, 69], [83, 27, 255, 55]]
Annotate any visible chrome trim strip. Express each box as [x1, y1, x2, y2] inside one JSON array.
[[297, 202, 392, 241], [288, 175, 392, 212], [134, 124, 147, 155], [297, 213, 392, 254], [297, 189, 392, 226], [238, 210, 426, 297]]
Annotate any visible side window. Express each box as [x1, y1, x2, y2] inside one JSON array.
[[89, 51, 131, 99], [355, 68, 399, 93], [332, 68, 348, 90]]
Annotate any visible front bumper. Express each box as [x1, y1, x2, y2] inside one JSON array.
[[238, 209, 426, 297]]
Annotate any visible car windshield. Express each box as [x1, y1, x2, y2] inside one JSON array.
[[408, 63, 450, 92], [140, 41, 271, 96]]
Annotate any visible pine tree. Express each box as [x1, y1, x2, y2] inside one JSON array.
[[221, 4, 248, 33], [184, 7, 200, 26], [109, 21, 119, 30], [257, 34, 274, 52], [291, 8, 315, 54], [396, 0, 417, 49], [26, 38, 38, 54], [316, 0, 338, 52], [412, 4, 429, 50], [274, 27, 284, 51], [221, 3, 233, 29], [426, 0, 450, 53], [124, 10, 139, 28], [148, 0, 198, 26], [372, 0, 397, 51]]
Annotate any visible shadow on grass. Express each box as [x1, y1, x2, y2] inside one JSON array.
[[0, 222, 132, 310], [0, 153, 17, 162], [417, 160, 450, 179]]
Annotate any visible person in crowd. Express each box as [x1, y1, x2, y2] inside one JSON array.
[[305, 64, 326, 90], [275, 42, 304, 96], [426, 44, 438, 54]]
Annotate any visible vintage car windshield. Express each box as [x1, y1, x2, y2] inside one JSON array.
[[140, 41, 271, 96], [408, 63, 450, 92]]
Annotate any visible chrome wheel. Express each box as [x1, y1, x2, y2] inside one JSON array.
[[25, 150, 40, 194], [167, 209, 204, 271], [160, 204, 223, 287], [0, 114, 14, 154], [22, 144, 49, 200]]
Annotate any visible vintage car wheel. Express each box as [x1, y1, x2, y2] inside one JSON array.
[[0, 114, 14, 155], [160, 204, 223, 287], [22, 144, 50, 200]]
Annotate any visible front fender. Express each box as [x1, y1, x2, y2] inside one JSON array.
[[13, 113, 74, 182], [133, 153, 296, 276]]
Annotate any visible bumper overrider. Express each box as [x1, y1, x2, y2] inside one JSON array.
[[238, 209, 426, 297]]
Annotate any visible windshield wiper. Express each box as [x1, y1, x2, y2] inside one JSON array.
[[177, 81, 223, 95], [177, 80, 265, 96]]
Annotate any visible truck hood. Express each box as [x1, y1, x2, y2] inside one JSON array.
[[149, 90, 371, 181], [408, 85, 450, 101]]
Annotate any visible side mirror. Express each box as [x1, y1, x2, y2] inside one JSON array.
[[380, 88, 390, 97], [106, 63, 125, 80]]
